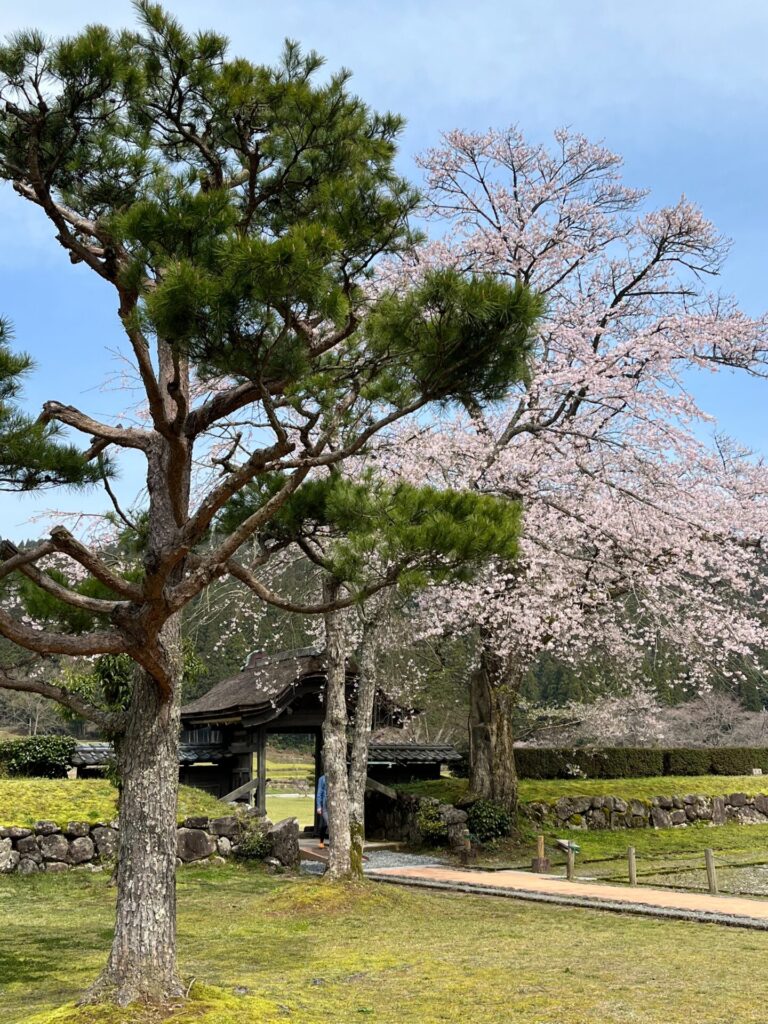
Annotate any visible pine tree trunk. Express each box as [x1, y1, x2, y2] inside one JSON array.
[[468, 637, 521, 817], [86, 619, 184, 1005], [87, 339, 190, 1005], [322, 580, 352, 880], [348, 620, 378, 879]]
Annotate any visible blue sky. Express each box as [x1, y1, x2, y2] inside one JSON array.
[[1, 0, 767, 539]]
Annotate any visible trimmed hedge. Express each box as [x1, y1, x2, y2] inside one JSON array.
[[514, 746, 768, 780], [0, 735, 78, 778], [707, 747, 768, 776], [664, 748, 712, 776]]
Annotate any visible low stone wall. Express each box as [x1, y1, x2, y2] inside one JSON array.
[[0, 813, 300, 876], [366, 790, 423, 844], [366, 790, 468, 848], [366, 787, 768, 845], [524, 792, 768, 831]]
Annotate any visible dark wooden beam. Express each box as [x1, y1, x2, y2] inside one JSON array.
[[256, 726, 267, 816], [219, 776, 261, 803]]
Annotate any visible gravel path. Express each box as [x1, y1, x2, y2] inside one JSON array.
[[364, 849, 446, 871], [300, 848, 446, 876]]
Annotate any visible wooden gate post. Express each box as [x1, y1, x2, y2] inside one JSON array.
[[256, 726, 267, 816], [627, 846, 637, 886], [705, 848, 718, 895], [532, 834, 550, 873]]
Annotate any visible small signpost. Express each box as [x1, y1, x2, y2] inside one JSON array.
[[566, 846, 575, 881], [554, 837, 579, 881]]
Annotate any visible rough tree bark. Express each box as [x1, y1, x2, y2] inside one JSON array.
[[86, 343, 191, 1005], [348, 616, 379, 879], [468, 634, 521, 816], [88, 619, 184, 1004], [322, 578, 352, 880]]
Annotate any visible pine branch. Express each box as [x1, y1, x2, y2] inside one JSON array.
[[0, 541, 127, 615], [179, 438, 296, 549], [98, 455, 138, 533], [186, 382, 268, 437], [39, 402, 151, 451], [47, 528, 143, 601], [0, 605, 125, 658], [0, 540, 56, 582], [0, 666, 127, 732], [117, 304, 169, 435], [11, 182, 109, 244], [225, 558, 394, 614]]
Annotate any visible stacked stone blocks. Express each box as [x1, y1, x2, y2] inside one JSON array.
[[0, 813, 301, 875]]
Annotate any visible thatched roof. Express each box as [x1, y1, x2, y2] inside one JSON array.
[[181, 647, 355, 725]]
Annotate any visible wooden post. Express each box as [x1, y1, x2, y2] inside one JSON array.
[[705, 848, 718, 895], [627, 846, 637, 886], [256, 726, 267, 816], [458, 829, 473, 867], [566, 846, 575, 881], [532, 833, 550, 873]]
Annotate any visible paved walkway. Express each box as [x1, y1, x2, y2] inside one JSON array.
[[368, 865, 768, 930]]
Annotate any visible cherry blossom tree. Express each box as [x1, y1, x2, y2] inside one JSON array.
[[383, 126, 768, 813]]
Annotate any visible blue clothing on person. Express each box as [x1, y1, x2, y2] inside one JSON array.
[[316, 773, 329, 844], [316, 773, 328, 814]]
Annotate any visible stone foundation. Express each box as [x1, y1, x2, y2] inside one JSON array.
[[0, 813, 300, 875], [523, 792, 768, 831]]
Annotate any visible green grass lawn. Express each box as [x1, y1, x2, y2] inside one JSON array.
[[521, 822, 768, 892], [4, 865, 768, 1023], [266, 793, 315, 828], [0, 779, 227, 827], [397, 773, 768, 806], [0, 777, 316, 831], [469, 819, 768, 896], [520, 774, 768, 802], [549, 820, 768, 864]]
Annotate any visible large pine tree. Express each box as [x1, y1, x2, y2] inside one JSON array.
[[0, 5, 540, 1006]]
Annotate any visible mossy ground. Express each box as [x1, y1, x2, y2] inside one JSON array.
[[4, 865, 768, 1023], [0, 779, 227, 828], [397, 772, 768, 805], [0, 772, 315, 830]]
